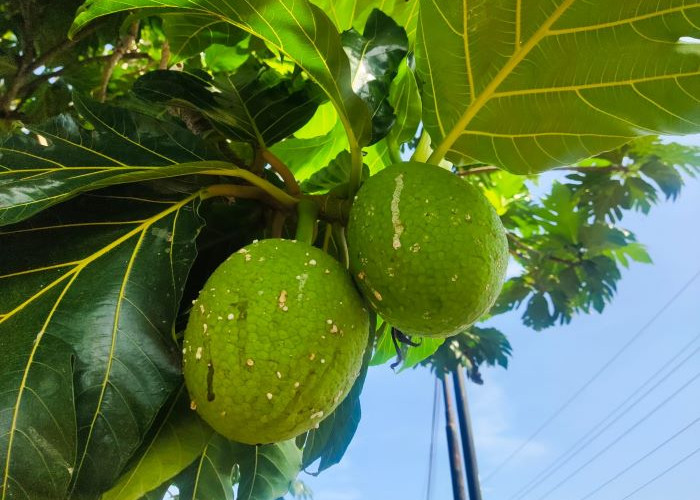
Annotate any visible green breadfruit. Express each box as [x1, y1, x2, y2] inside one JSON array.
[[183, 239, 369, 445], [347, 161, 508, 338]]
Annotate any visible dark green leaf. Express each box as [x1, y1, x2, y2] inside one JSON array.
[[72, 0, 373, 148], [341, 9, 408, 144], [0, 184, 205, 497], [233, 440, 302, 500], [101, 387, 214, 500], [176, 434, 237, 500], [0, 95, 234, 226], [134, 63, 320, 147]]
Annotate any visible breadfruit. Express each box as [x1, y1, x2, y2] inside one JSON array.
[[183, 239, 369, 444], [347, 161, 507, 338]]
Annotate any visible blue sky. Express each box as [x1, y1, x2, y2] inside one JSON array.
[[302, 138, 700, 500]]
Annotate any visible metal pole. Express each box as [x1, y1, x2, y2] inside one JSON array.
[[453, 368, 483, 500], [441, 373, 468, 500]]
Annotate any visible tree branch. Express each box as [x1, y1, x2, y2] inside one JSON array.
[[97, 21, 140, 102]]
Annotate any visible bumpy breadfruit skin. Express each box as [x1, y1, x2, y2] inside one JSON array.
[[347, 162, 508, 338], [183, 239, 369, 445]]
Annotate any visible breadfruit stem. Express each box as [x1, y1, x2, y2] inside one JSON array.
[[295, 198, 319, 245], [349, 145, 364, 197], [200, 163, 298, 208], [262, 149, 301, 196], [333, 223, 350, 269], [411, 130, 431, 163]]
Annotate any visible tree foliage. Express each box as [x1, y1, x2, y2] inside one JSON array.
[[0, 1, 698, 499]]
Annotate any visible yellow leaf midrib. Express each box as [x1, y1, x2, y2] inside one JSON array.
[[1, 193, 199, 499], [426, 0, 583, 164]]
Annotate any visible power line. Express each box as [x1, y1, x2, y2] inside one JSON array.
[[482, 267, 700, 484], [533, 367, 700, 500], [509, 333, 700, 500], [620, 445, 700, 500], [577, 415, 700, 500]]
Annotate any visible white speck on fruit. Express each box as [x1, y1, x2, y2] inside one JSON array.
[[373, 290, 383, 301], [326, 319, 333, 325], [452, 274, 459, 282], [245, 253, 252, 261], [309, 353, 316, 361], [320, 358, 326, 364], [294, 382, 300, 388], [266, 393, 273, 400], [195, 347, 202, 359], [390, 173, 405, 249], [324, 269, 331, 274], [309, 259, 317, 266], [182, 348, 187, 354], [227, 313, 235, 320], [190, 400, 197, 410], [202, 324, 208, 334], [276, 371, 282, 379], [357, 271, 366, 280], [220, 411, 226, 417], [411, 243, 421, 253], [278, 290, 288, 309], [282, 305, 289, 311], [246, 359, 255, 367], [330, 324, 339, 334], [199, 304, 205, 314], [310, 411, 324, 420]]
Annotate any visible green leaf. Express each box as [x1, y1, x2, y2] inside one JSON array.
[[387, 57, 422, 145], [0, 185, 205, 497], [161, 13, 246, 62], [341, 9, 408, 143], [300, 151, 368, 194], [294, 102, 339, 139], [401, 337, 445, 371], [101, 387, 214, 500], [310, 0, 419, 42], [369, 323, 394, 366], [0, 95, 233, 227], [271, 122, 349, 182], [417, 1, 700, 172], [233, 440, 302, 500], [72, 0, 373, 148], [134, 63, 320, 147], [300, 317, 374, 474], [175, 434, 238, 500]]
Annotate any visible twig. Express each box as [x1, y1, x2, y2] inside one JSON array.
[[262, 149, 301, 196], [507, 232, 579, 266], [98, 21, 140, 102], [159, 39, 171, 70]]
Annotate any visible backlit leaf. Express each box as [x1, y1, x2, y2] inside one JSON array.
[[417, 1, 700, 172]]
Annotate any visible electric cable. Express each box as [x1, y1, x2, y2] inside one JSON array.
[[533, 367, 700, 500], [620, 445, 700, 500], [577, 415, 700, 500], [509, 333, 700, 500], [483, 267, 700, 484]]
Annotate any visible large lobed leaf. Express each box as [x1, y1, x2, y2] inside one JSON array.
[[0, 185, 204, 498], [71, 0, 373, 149], [417, 0, 700, 173], [0, 95, 236, 227]]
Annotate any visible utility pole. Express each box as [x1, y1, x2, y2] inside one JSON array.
[[441, 373, 468, 500], [453, 368, 483, 500]]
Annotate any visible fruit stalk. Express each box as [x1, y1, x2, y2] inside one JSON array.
[[295, 198, 319, 245]]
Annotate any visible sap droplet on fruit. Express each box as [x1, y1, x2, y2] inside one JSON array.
[[310, 411, 324, 420], [246, 358, 255, 367], [195, 347, 203, 359], [266, 393, 273, 400], [227, 313, 235, 320]]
